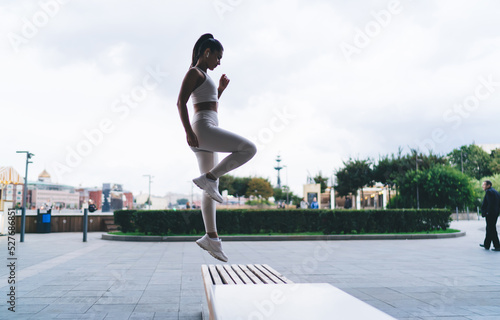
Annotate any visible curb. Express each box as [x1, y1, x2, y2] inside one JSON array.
[[101, 231, 466, 242]]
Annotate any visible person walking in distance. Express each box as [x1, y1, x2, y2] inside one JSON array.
[[177, 34, 257, 261], [480, 180, 500, 251]]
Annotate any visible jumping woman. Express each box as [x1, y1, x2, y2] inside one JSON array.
[[177, 34, 257, 262]]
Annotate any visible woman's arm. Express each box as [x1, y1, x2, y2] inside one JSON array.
[[177, 69, 202, 147], [218, 74, 230, 99]]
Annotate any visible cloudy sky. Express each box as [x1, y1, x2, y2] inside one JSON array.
[[2, 0, 500, 197]]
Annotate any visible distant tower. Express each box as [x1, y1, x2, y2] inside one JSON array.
[[38, 169, 51, 183], [274, 155, 283, 188]]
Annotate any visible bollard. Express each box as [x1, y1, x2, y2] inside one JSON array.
[[83, 208, 88, 242], [456, 207, 459, 221], [477, 206, 480, 221], [21, 207, 26, 242]]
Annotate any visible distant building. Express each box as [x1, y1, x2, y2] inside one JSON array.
[[28, 170, 79, 210], [76, 185, 133, 211], [135, 193, 169, 210], [0, 167, 24, 234], [0, 167, 24, 209], [76, 187, 101, 209], [303, 183, 321, 207], [101, 183, 134, 212]]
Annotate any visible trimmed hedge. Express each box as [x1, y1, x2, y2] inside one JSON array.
[[113, 209, 452, 236], [114, 210, 136, 233]]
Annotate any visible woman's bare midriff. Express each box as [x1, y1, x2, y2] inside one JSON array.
[[194, 101, 218, 113]]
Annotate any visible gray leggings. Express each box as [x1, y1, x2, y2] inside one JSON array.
[[191, 110, 257, 232]]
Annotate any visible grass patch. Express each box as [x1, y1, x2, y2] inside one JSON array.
[[109, 229, 461, 236]]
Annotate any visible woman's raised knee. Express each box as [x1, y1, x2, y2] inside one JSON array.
[[244, 141, 257, 159]]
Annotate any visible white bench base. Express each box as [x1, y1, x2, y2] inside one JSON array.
[[211, 283, 395, 320], [201, 264, 395, 320]]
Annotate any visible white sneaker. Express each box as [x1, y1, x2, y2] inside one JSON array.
[[196, 234, 228, 262], [193, 174, 223, 203]]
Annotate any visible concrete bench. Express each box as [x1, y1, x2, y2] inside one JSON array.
[[201, 264, 396, 320]]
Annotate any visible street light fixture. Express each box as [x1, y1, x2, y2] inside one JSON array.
[[16, 151, 34, 242]]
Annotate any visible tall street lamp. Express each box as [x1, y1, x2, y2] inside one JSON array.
[[460, 149, 468, 174], [16, 151, 34, 242], [415, 152, 423, 210]]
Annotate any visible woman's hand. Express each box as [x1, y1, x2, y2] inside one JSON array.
[[218, 74, 230, 94], [186, 129, 199, 148]]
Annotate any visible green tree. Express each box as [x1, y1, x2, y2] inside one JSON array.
[[246, 178, 273, 200], [273, 186, 297, 204], [313, 171, 329, 193], [273, 187, 285, 201], [489, 149, 500, 174], [373, 148, 446, 196], [177, 198, 188, 205], [397, 165, 475, 209], [233, 176, 251, 198], [373, 153, 401, 200], [373, 154, 397, 188], [290, 194, 302, 206], [218, 175, 236, 195], [335, 158, 373, 208], [447, 144, 492, 180], [398, 150, 446, 188], [471, 173, 500, 205]]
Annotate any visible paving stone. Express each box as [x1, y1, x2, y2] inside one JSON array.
[[153, 312, 180, 320], [129, 312, 156, 320]]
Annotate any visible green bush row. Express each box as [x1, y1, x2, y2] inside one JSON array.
[[113, 209, 452, 235]]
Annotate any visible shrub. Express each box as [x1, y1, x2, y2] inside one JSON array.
[[113, 209, 451, 235], [114, 210, 137, 233]]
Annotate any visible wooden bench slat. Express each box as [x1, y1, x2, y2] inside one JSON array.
[[254, 264, 288, 284], [202, 264, 212, 284], [261, 264, 294, 284], [201, 265, 216, 320], [230, 264, 253, 284], [205, 264, 292, 286], [209, 264, 224, 285], [238, 264, 265, 284], [223, 265, 246, 285], [216, 264, 236, 285], [246, 264, 273, 284]]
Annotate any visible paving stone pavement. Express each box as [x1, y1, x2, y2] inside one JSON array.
[[1, 220, 500, 319]]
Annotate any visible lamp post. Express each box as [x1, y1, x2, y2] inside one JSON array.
[[461, 149, 463, 173], [274, 155, 283, 189], [16, 151, 34, 242], [143, 175, 153, 209], [415, 152, 423, 210], [460, 149, 468, 174]]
